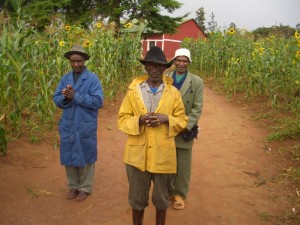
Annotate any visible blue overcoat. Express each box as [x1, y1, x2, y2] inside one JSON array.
[[53, 68, 103, 167]]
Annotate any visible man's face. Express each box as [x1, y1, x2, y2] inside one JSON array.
[[174, 56, 190, 74], [144, 62, 166, 82], [69, 54, 85, 74]]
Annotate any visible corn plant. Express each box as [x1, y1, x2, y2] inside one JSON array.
[[0, 15, 143, 140], [183, 28, 300, 141], [183, 29, 300, 109]]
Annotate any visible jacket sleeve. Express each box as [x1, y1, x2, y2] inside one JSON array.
[[53, 76, 71, 108], [118, 92, 143, 136], [187, 77, 203, 130], [167, 90, 188, 138], [72, 76, 103, 110]]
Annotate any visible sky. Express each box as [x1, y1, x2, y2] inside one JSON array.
[[163, 0, 300, 31]]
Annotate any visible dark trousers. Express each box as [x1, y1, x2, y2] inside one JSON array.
[[126, 164, 173, 210]]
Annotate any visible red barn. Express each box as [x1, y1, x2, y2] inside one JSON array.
[[141, 19, 206, 60]]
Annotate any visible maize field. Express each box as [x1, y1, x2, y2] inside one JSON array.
[[1, 19, 300, 155], [0, 18, 143, 153]]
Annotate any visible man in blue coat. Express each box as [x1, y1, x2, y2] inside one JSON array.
[[53, 44, 103, 202]]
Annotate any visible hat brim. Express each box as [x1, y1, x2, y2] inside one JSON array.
[[139, 59, 172, 68], [64, 51, 90, 60]]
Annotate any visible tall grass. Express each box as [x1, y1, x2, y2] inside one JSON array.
[[0, 16, 143, 142], [183, 28, 300, 141], [184, 29, 300, 109]]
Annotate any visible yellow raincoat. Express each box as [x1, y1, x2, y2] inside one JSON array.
[[118, 75, 188, 173]]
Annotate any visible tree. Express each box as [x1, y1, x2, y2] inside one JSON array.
[[195, 7, 205, 33], [97, 0, 187, 34], [1, 0, 187, 34], [252, 25, 296, 39], [229, 22, 236, 29], [25, 0, 73, 30], [0, 0, 72, 30], [207, 12, 218, 33]]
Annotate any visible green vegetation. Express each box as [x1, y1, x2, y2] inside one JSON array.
[[0, 12, 143, 140], [0, 0, 186, 33], [183, 28, 300, 142], [257, 211, 273, 221], [1, 1, 299, 157], [0, 2, 299, 222]]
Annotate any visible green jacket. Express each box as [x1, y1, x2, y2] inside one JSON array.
[[168, 71, 204, 149], [118, 75, 188, 173]]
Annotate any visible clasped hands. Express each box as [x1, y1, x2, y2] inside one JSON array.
[[62, 85, 74, 101], [139, 112, 168, 127]]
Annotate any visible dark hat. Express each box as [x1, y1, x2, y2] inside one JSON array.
[[64, 44, 90, 60], [139, 46, 172, 68]]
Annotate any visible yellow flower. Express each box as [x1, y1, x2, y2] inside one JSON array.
[[59, 41, 65, 46], [124, 22, 133, 29], [65, 25, 71, 31], [294, 31, 300, 39], [96, 22, 102, 28], [295, 80, 300, 85], [259, 47, 265, 54], [297, 39, 300, 47], [296, 50, 300, 59], [83, 40, 92, 47], [227, 28, 235, 35], [229, 57, 239, 64]]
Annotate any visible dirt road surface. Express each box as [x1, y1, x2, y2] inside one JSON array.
[[0, 86, 296, 225]]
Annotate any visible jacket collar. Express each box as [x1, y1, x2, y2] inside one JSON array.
[[179, 71, 192, 96], [128, 74, 173, 89], [167, 70, 192, 96], [66, 68, 89, 90]]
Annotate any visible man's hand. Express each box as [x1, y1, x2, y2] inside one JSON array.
[[62, 85, 74, 101], [139, 112, 168, 127]]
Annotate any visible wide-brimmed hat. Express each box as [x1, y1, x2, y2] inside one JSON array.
[[173, 48, 192, 62], [64, 44, 90, 60], [140, 46, 172, 68]]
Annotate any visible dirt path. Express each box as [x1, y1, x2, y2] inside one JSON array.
[[0, 86, 295, 225]]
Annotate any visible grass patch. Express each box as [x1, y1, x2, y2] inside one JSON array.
[[267, 118, 300, 141], [257, 211, 273, 221]]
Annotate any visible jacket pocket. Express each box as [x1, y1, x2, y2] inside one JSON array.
[[79, 122, 97, 139], [59, 119, 73, 138], [127, 134, 146, 145], [127, 134, 146, 164], [156, 138, 175, 165]]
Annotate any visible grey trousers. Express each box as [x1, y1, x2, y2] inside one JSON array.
[[126, 164, 173, 211], [172, 147, 192, 199], [65, 163, 95, 193]]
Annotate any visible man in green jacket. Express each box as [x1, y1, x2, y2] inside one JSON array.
[[118, 46, 188, 225], [168, 48, 204, 210]]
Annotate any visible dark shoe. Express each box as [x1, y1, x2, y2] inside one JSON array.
[[66, 189, 79, 200], [132, 209, 144, 225], [75, 190, 89, 202], [156, 208, 166, 225]]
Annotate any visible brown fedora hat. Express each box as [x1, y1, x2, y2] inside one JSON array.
[[140, 46, 172, 68], [64, 44, 90, 60]]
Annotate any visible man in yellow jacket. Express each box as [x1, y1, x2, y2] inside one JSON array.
[[118, 46, 188, 225]]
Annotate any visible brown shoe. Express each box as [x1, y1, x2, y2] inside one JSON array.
[[66, 189, 79, 200], [75, 191, 89, 202]]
